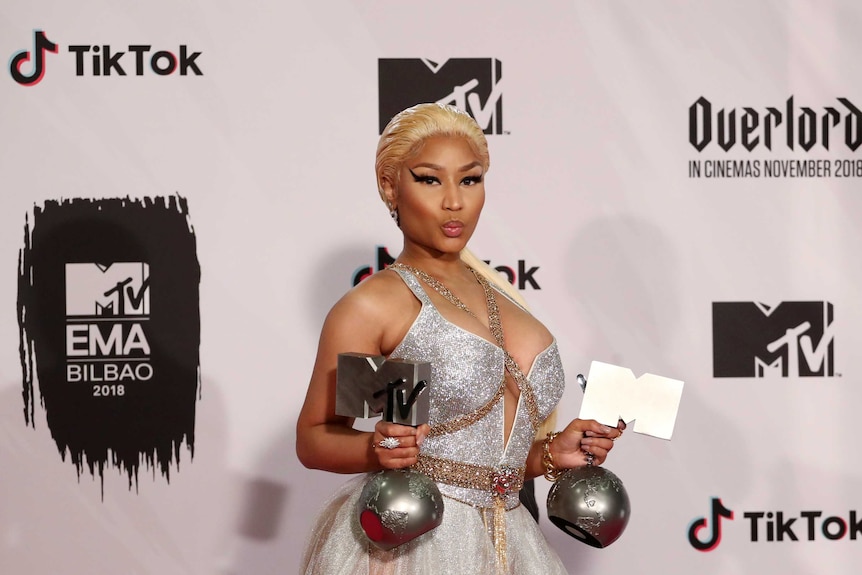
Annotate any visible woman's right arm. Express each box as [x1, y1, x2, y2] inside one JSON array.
[[295, 277, 425, 473]]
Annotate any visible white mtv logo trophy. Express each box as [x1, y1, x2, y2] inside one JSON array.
[[578, 361, 684, 440]]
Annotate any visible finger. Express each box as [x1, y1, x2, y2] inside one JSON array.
[[580, 436, 614, 452], [587, 427, 624, 440], [376, 421, 418, 438], [372, 435, 418, 450], [416, 423, 431, 447], [581, 445, 609, 466], [576, 419, 614, 436]]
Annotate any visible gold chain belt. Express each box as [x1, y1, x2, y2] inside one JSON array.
[[413, 454, 523, 574], [413, 454, 525, 499]]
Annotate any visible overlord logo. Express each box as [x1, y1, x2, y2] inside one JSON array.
[[688, 96, 862, 152], [712, 301, 835, 377], [18, 196, 201, 492], [378, 58, 504, 134]]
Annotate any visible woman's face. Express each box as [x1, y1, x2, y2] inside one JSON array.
[[387, 135, 486, 258]]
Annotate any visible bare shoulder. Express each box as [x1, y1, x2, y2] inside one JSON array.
[[332, 268, 413, 317], [323, 269, 419, 354]]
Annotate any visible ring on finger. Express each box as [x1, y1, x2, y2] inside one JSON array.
[[379, 436, 401, 450]]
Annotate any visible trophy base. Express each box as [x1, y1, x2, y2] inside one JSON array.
[[546, 466, 631, 548], [357, 469, 444, 550]]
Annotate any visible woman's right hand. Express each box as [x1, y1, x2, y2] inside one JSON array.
[[371, 421, 430, 469]]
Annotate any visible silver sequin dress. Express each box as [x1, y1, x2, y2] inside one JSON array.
[[301, 268, 568, 574]]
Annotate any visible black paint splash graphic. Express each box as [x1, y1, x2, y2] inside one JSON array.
[[18, 196, 201, 492]]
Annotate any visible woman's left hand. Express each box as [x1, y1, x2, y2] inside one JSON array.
[[551, 418, 626, 468]]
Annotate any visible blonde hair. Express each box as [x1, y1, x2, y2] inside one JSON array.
[[376, 103, 490, 198], [376, 103, 556, 437]]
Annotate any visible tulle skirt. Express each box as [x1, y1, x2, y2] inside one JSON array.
[[300, 475, 568, 575]]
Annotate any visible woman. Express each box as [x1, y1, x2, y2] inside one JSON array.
[[296, 103, 622, 574]]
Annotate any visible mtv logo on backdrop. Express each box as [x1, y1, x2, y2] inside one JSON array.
[[712, 301, 835, 377], [378, 58, 504, 134], [66, 262, 150, 317]]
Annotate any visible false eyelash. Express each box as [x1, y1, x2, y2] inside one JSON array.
[[409, 168, 437, 183]]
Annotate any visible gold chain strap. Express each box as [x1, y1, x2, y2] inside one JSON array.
[[474, 274, 541, 432], [389, 262, 477, 317]]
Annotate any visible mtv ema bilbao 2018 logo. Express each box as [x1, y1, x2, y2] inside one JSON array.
[[378, 58, 504, 135], [712, 301, 835, 377], [18, 196, 201, 491]]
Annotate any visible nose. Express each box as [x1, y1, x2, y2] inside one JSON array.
[[442, 182, 462, 211]]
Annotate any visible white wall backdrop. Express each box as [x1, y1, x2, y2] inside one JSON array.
[[2, 1, 860, 573]]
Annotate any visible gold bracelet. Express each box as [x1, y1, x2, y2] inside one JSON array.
[[542, 431, 563, 481]]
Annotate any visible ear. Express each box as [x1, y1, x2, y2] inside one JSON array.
[[381, 178, 397, 208]]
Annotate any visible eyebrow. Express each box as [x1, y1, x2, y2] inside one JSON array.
[[410, 161, 483, 172]]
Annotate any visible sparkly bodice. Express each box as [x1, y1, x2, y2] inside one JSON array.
[[389, 268, 565, 510]]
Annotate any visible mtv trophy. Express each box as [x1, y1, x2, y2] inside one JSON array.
[[547, 361, 684, 548], [336, 353, 443, 550]]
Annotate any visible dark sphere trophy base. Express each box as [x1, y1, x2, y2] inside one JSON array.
[[357, 468, 444, 551], [547, 465, 630, 548]]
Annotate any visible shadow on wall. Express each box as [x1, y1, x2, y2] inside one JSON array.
[[0, 372, 232, 575], [549, 215, 760, 574], [223, 243, 385, 574], [564, 214, 680, 372]]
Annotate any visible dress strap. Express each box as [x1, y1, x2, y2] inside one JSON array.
[[388, 265, 434, 305]]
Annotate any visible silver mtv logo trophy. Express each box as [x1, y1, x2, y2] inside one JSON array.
[[335, 353, 442, 550], [335, 353, 431, 426]]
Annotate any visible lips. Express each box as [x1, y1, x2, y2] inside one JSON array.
[[442, 220, 464, 238]]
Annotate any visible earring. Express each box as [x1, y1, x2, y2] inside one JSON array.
[[386, 201, 399, 226]]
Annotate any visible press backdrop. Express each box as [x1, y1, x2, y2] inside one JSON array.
[[2, 1, 860, 574]]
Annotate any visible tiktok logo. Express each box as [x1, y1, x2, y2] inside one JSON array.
[[688, 498, 734, 551], [352, 245, 541, 290], [9, 30, 58, 86], [9, 29, 203, 86]]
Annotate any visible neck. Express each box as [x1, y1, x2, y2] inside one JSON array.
[[395, 248, 467, 279]]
